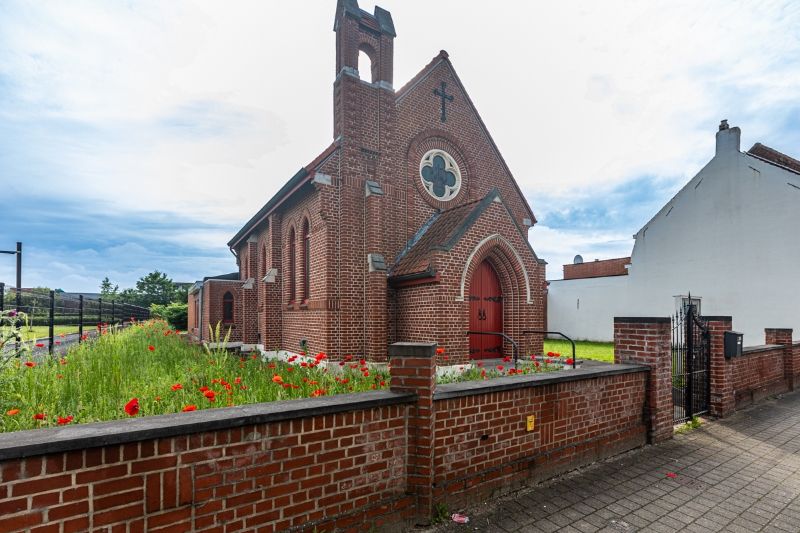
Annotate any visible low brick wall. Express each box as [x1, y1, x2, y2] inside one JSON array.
[[0, 347, 651, 531], [432, 367, 648, 508], [730, 345, 788, 408], [0, 394, 414, 533]]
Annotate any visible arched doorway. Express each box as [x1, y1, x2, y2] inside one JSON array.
[[469, 260, 503, 359]]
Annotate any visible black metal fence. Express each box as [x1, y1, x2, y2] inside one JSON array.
[[0, 283, 150, 354], [672, 302, 711, 423]]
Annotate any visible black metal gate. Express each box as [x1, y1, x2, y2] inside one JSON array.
[[672, 302, 711, 423]]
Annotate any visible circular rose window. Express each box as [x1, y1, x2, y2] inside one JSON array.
[[419, 149, 461, 202]]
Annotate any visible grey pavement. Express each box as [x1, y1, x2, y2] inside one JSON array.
[[431, 392, 800, 533]]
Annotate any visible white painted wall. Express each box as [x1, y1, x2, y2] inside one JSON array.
[[548, 126, 800, 344]]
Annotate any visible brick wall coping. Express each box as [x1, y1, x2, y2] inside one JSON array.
[[0, 391, 415, 462], [613, 317, 671, 324], [703, 316, 734, 322], [742, 344, 783, 354], [433, 363, 648, 401]]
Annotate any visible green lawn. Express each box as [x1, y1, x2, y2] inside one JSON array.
[[543, 339, 614, 363], [16, 325, 83, 342]]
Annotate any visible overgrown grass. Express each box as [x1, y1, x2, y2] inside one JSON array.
[[544, 339, 614, 363], [0, 320, 389, 432]]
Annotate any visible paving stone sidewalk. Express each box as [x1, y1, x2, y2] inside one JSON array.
[[430, 392, 800, 533]]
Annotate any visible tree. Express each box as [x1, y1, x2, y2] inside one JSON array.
[[133, 271, 177, 307], [100, 277, 119, 300]]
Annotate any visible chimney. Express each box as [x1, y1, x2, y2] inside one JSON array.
[[715, 119, 741, 156]]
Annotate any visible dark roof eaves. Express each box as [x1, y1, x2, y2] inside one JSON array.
[[745, 150, 800, 177], [227, 167, 310, 248]]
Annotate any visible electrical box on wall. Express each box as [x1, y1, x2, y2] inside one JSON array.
[[526, 415, 535, 431], [724, 331, 743, 359]]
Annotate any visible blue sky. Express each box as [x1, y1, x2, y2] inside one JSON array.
[[1, 1, 800, 291]]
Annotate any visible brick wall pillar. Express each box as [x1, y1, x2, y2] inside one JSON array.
[[766, 328, 796, 390], [707, 317, 734, 418], [262, 215, 282, 351], [614, 318, 672, 443], [389, 342, 436, 525]]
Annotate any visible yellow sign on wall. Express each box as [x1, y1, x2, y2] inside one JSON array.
[[526, 415, 535, 431]]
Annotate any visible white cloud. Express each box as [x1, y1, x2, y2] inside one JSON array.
[[2, 0, 800, 288]]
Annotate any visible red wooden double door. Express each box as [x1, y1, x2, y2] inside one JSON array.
[[468, 260, 503, 359]]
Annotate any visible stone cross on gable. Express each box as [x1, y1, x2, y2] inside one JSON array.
[[433, 81, 453, 122]]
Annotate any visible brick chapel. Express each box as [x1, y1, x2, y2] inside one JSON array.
[[188, 0, 547, 363]]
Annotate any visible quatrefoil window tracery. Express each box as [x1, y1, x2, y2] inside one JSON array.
[[419, 149, 461, 201]]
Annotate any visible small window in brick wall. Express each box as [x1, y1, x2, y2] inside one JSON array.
[[222, 291, 234, 324]]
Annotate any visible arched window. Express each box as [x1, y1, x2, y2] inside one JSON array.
[[302, 219, 310, 301], [222, 291, 234, 324], [288, 227, 296, 302]]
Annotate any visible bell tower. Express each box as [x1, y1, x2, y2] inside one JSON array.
[[332, 0, 396, 145]]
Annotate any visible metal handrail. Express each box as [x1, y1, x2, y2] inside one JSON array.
[[523, 330, 577, 369], [466, 330, 519, 369]]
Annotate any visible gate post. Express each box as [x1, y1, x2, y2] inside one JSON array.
[[614, 318, 672, 443], [388, 342, 436, 526], [706, 317, 734, 418], [766, 328, 795, 390]]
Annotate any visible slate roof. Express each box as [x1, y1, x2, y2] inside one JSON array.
[[747, 143, 800, 175], [389, 191, 499, 280]]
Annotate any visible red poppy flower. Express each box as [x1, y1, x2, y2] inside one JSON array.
[[300, 362, 308, 367], [35, 343, 44, 348], [379, 381, 386, 387], [496, 365, 504, 371], [344, 354, 353, 361], [287, 355, 297, 362], [565, 358, 574, 365], [124, 398, 140, 416], [435, 347, 445, 355], [182, 405, 197, 412], [24, 361, 36, 368], [268, 363, 276, 369], [6, 409, 20, 416], [33, 413, 46, 420], [171, 383, 183, 391], [251, 354, 257, 360], [311, 389, 326, 397], [443, 355, 449, 361], [198, 386, 209, 392], [148, 345, 155, 352], [502, 356, 512, 363], [359, 359, 366, 366], [363, 371, 370, 377], [154, 396, 161, 401], [59, 358, 67, 365], [57, 415, 74, 425], [54, 341, 61, 345], [203, 390, 216, 402], [286, 367, 293, 372], [234, 377, 241, 384], [315, 352, 326, 361], [339, 361, 346, 366], [272, 375, 283, 383], [534, 361, 540, 368]]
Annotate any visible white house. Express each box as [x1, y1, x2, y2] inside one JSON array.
[[548, 121, 800, 344]]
